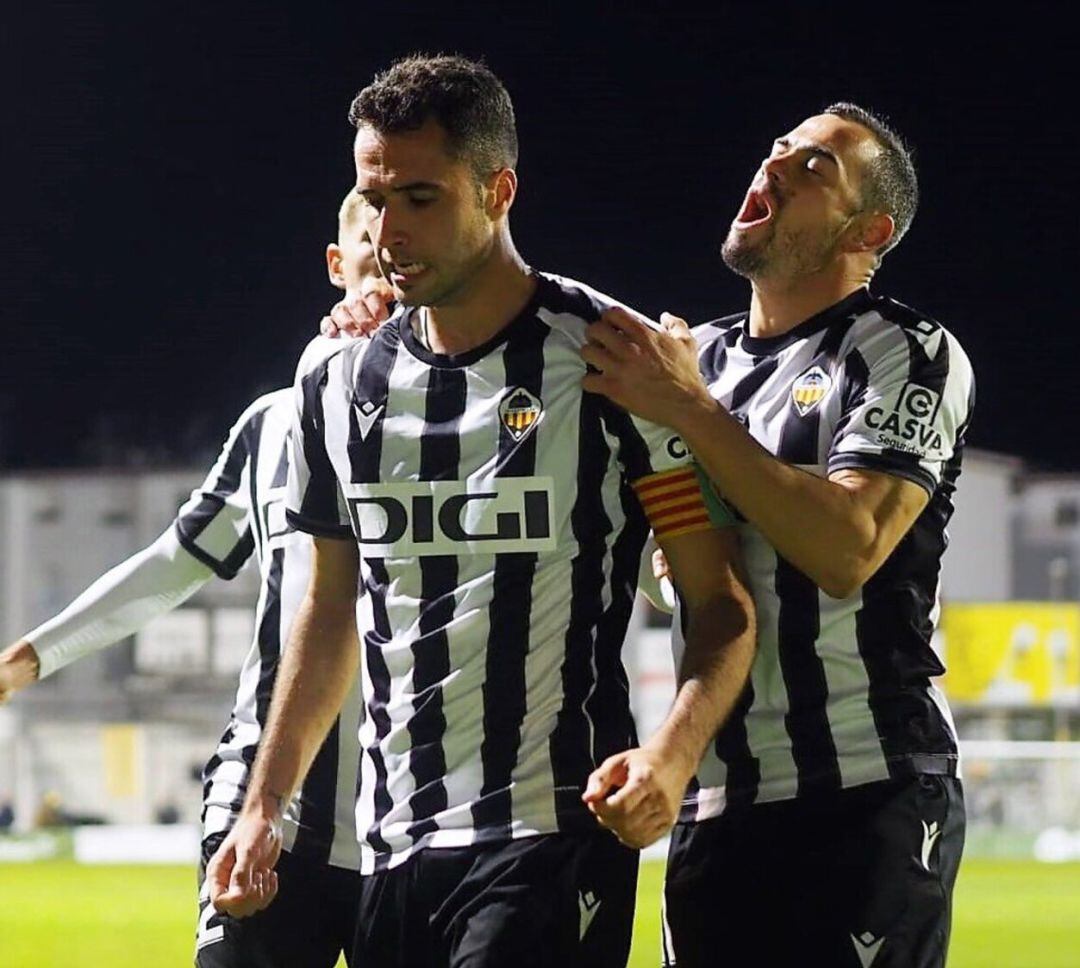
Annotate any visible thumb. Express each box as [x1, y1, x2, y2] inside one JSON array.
[[229, 842, 255, 896], [582, 754, 629, 804], [659, 312, 690, 336], [207, 842, 236, 907]]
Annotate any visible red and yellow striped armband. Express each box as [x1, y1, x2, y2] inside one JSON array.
[[631, 466, 713, 541]]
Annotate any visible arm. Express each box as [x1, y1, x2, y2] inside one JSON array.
[[0, 527, 213, 702], [583, 524, 755, 848], [207, 536, 360, 917], [581, 308, 931, 598]]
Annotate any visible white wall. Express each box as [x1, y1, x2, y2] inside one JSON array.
[[940, 449, 1020, 601]]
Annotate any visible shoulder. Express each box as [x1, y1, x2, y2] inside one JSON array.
[[845, 294, 971, 374], [533, 271, 654, 348], [296, 334, 355, 381]]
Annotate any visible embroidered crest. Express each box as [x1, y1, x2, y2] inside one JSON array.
[[499, 387, 543, 441], [791, 365, 832, 416]]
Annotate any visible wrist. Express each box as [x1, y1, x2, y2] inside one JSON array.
[[241, 790, 288, 824], [670, 389, 721, 441], [643, 730, 699, 784]]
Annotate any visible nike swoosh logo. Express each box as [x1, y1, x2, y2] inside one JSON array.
[[356, 403, 384, 441]]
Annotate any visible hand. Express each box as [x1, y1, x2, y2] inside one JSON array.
[[0, 640, 41, 703], [581, 744, 693, 849], [581, 308, 716, 431], [206, 802, 283, 917], [320, 275, 395, 338]]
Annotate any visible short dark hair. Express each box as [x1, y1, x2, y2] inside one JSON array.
[[823, 102, 918, 258], [348, 54, 518, 179]]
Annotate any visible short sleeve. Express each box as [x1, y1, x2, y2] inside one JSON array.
[[174, 402, 263, 579], [828, 321, 974, 495], [285, 337, 355, 539], [600, 402, 730, 541]]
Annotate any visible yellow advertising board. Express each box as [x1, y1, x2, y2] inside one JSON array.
[[101, 724, 143, 799], [941, 603, 1080, 707]]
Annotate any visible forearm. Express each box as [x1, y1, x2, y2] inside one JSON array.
[[241, 590, 359, 817], [646, 593, 755, 776], [675, 398, 880, 596], [26, 527, 213, 678]]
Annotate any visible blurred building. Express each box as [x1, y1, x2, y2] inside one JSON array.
[[0, 467, 257, 831]]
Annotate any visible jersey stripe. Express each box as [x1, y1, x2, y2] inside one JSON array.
[[472, 319, 547, 836], [403, 367, 463, 847]]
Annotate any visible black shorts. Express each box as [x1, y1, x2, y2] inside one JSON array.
[[195, 833, 361, 968], [354, 831, 639, 968], [663, 775, 965, 968]]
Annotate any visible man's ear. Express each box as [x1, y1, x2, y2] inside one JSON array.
[[487, 168, 518, 219], [326, 242, 346, 290], [849, 212, 895, 255]]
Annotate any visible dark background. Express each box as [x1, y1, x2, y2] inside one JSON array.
[[2, 3, 1073, 469]]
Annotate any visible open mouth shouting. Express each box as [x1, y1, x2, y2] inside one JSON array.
[[732, 185, 775, 231]]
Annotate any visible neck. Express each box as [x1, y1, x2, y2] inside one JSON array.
[[747, 262, 871, 339], [424, 230, 535, 355]]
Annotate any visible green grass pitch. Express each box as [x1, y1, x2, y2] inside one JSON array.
[[1, 858, 1078, 966]]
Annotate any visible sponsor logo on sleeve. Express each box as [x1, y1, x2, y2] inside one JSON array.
[[666, 435, 688, 460], [791, 365, 833, 416], [862, 383, 945, 457]]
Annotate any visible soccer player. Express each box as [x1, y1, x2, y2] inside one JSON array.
[[0, 198, 391, 968], [208, 55, 756, 967], [581, 104, 973, 966]]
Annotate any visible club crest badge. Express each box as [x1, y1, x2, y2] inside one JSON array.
[[499, 387, 543, 441], [791, 365, 832, 416]]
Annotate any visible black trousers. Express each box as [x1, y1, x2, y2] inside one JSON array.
[[663, 775, 965, 967], [354, 831, 639, 967]]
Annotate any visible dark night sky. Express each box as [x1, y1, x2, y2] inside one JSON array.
[[2, 3, 1074, 470]]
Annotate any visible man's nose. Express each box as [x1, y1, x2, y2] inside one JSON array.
[[371, 207, 408, 249], [762, 153, 787, 186]]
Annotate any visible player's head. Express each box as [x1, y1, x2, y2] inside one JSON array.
[[721, 103, 917, 284], [346, 54, 520, 307], [326, 189, 379, 293]]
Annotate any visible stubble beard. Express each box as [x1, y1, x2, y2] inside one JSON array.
[[721, 221, 844, 284]]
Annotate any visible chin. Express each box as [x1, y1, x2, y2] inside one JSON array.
[[721, 235, 768, 279]]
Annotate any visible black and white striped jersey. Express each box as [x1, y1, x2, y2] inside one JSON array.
[[287, 272, 709, 872], [676, 288, 975, 821], [187, 390, 363, 869]]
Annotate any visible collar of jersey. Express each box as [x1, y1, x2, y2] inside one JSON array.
[[397, 276, 544, 369], [737, 287, 874, 357]]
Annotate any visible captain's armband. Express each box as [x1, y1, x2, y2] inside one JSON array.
[[631, 466, 714, 541]]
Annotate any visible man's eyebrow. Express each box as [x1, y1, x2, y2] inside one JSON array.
[[357, 182, 441, 196], [773, 137, 839, 167], [806, 144, 839, 166]]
